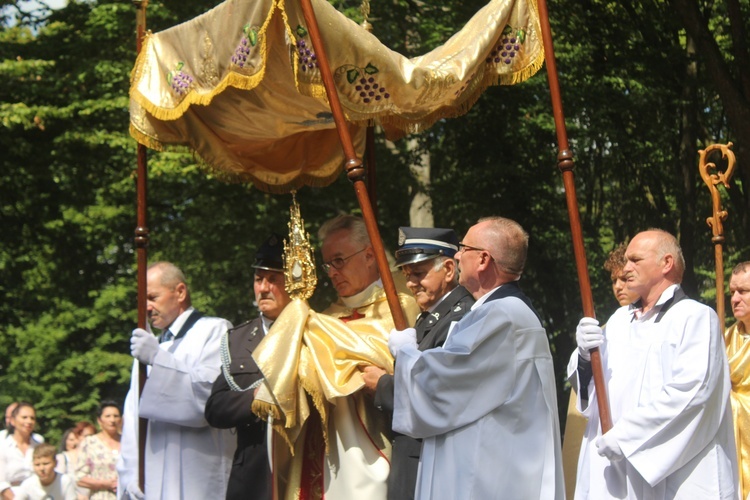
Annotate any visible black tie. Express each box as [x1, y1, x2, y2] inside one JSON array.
[[161, 329, 174, 343], [415, 311, 429, 327]]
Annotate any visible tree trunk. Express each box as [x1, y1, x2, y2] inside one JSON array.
[[678, 35, 699, 297]]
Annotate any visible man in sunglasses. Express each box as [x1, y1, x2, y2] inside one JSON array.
[[361, 226, 474, 500], [389, 216, 564, 500]]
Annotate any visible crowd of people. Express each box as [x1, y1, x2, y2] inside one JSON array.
[[3, 212, 749, 500], [0, 401, 121, 500]]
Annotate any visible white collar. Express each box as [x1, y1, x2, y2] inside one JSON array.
[[261, 313, 274, 334], [164, 306, 196, 334], [471, 285, 503, 310], [341, 279, 382, 309], [629, 284, 680, 320]]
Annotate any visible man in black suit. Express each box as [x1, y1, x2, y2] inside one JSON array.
[[361, 227, 475, 500], [205, 234, 292, 500]]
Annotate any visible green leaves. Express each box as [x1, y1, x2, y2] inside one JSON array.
[[0, 0, 747, 443]]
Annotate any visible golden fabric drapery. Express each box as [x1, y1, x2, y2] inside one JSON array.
[[250, 289, 419, 448], [129, 0, 544, 192], [250, 289, 419, 499], [725, 322, 750, 499]]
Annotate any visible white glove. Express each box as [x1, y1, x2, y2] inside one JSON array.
[[388, 328, 417, 356], [130, 328, 160, 365], [125, 480, 145, 500], [596, 432, 624, 461], [576, 317, 603, 361]]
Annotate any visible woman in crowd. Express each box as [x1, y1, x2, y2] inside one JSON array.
[[75, 402, 121, 499], [0, 402, 43, 499], [56, 428, 81, 476], [74, 422, 96, 441]]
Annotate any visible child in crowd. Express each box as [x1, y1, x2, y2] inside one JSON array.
[[14, 444, 76, 500]]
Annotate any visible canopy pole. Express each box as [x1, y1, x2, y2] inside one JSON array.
[[536, 0, 612, 432], [298, 0, 407, 329], [699, 142, 736, 333], [133, 0, 150, 491], [365, 125, 378, 211]]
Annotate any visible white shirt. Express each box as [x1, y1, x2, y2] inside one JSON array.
[[568, 285, 737, 499], [0, 433, 43, 493], [393, 286, 564, 499], [14, 472, 77, 500], [117, 308, 236, 499]]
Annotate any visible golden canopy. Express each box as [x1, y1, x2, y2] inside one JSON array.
[[129, 0, 544, 192]]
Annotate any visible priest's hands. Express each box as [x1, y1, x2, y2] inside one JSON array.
[[360, 365, 387, 392], [388, 327, 417, 356], [576, 317, 603, 361], [596, 432, 624, 461], [131, 328, 159, 365]]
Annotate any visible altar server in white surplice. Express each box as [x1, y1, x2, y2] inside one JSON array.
[[390, 216, 565, 500], [569, 229, 738, 500], [117, 261, 236, 499]]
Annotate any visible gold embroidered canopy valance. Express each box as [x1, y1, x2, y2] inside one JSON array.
[[129, 0, 544, 192]]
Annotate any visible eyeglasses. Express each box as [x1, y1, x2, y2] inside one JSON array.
[[322, 248, 367, 274], [457, 242, 486, 253]]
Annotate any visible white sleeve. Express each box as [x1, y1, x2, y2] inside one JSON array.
[[0, 445, 10, 494], [62, 475, 77, 500], [610, 307, 729, 486], [116, 360, 140, 499], [139, 318, 231, 427], [392, 305, 519, 439]]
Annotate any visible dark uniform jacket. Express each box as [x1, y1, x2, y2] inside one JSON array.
[[205, 317, 271, 500], [374, 285, 475, 500]]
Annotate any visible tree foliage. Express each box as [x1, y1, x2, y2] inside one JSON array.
[[1, 0, 748, 441]]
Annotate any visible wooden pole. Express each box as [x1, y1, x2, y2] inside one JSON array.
[[133, 0, 149, 491], [536, 0, 612, 432], [298, 0, 406, 329], [365, 126, 378, 212], [699, 142, 736, 332]]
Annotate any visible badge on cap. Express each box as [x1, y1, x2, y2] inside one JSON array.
[[394, 227, 459, 268]]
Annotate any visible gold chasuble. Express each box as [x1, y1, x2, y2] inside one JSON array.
[[725, 322, 750, 499], [252, 284, 419, 500]]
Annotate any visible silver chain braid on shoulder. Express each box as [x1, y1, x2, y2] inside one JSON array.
[[220, 330, 264, 392]]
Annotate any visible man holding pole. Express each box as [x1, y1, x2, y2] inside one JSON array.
[[117, 262, 235, 499], [570, 229, 737, 499]]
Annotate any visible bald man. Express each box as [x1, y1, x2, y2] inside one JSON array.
[[570, 229, 737, 499]]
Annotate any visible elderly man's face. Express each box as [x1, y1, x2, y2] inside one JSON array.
[[254, 269, 291, 320], [321, 229, 375, 298], [456, 224, 485, 294], [146, 268, 186, 330], [402, 259, 454, 311], [730, 269, 750, 328], [622, 232, 665, 300]]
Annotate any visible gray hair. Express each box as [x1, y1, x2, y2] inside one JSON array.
[[432, 255, 459, 284], [732, 261, 750, 276], [477, 216, 529, 277], [318, 214, 371, 247], [148, 261, 189, 291], [646, 228, 685, 282]]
